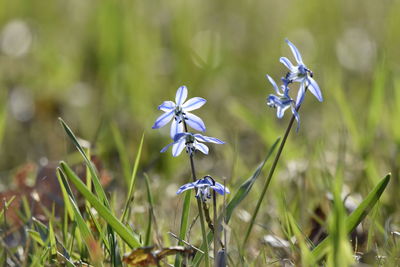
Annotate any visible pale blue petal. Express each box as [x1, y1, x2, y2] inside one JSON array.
[[266, 75, 280, 95], [277, 105, 290, 118], [195, 143, 209, 154], [307, 77, 323, 102], [170, 119, 184, 139], [185, 112, 206, 132], [176, 182, 196, 194], [194, 134, 225, 144], [172, 138, 186, 157], [211, 182, 230, 195], [160, 141, 175, 153], [296, 83, 306, 107], [173, 132, 187, 142], [158, 101, 176, 112], [279, 57, 295, 71], [285, 39, 304, 65], [181, 97, 206, 112], [175, 86, 188, 106], [152, 110, 174, 129]]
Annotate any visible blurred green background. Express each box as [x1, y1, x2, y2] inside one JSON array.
[[1, 0, 400, 258]]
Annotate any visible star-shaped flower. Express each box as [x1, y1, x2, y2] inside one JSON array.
[[176, 176, 230, 202], [161, 132, 224, 157], [280, 39, 323, 105], [266, 75, 300, 129], [152, 86, 206, 138]]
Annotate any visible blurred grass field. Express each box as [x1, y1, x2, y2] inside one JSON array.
[[1, 0, 400, 266]]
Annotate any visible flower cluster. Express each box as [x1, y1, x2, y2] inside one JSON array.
[[152, 86, 229, 201], [266, 39, 322, 130]]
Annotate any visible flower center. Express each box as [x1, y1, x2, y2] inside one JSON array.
[[174, 106, 186, 123], [185, 134, 196, 155]]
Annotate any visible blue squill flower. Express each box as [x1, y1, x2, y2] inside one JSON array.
[[280, 39, 322, 105], [176, 176, 230, 202], [161, 132, 224, 157], [152, 86, 206, 138], [266, 75, 300, 129]]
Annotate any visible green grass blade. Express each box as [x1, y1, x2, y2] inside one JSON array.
[[68, 195, 95, 248], [58, 118, 110, 208], [58, 168, 111, 253], [144, 173, 154, 246], [31, 218, 72, 261], [0, 104, 6, 148], [48, 219, 57, 256], [174, 190, 192, 267], [60, 161, 141, 248], [111, 123, 132, 185], [121, 133, 144, 223], [27, 229, 45, 246], [226, 137, 280, 223], [56, 168, 75, 219], [192, 138, 280, 266], [311, 173, 391, 260]]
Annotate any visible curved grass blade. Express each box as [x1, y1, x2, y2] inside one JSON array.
[[121, 133, 145, 223], [311, 173, 391, 260], [59, 118, 110, 209], [111, 122, 132, 186], [57, 168, 111, 253], [60, 161, 141, 248], [226, 137, 280, 223], [144, 173, 154, 246]]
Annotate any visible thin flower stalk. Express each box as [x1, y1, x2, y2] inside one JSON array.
[[183, 121, 211, 267], [242, 98, 304, 247]]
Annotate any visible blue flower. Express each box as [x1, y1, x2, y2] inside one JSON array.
[[280, 39, 323, 105], [152, 86, 207, 138], [266, 75, 300, 129], [176, 176, 230, 202], [161, 132, 224, 157]]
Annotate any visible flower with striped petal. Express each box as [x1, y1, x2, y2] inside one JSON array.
[[280, 39, 323, 105], [152, 86, 207, 138], [266, 75, 300, 130], [176, 176, 230, 202], [160, 132, 224, 157]]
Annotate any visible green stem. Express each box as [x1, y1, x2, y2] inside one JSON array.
[[184, 122, 210, 267], [242, 102, 302, 248], [213, 190, 218, 267]]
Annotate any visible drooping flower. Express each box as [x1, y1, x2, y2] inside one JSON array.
[[280, 39, 323, 105], [161, 132, 224, 157], [266, 75, 300, 129], [176, 176, 230, 202], [152, 86, 206, 138]]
